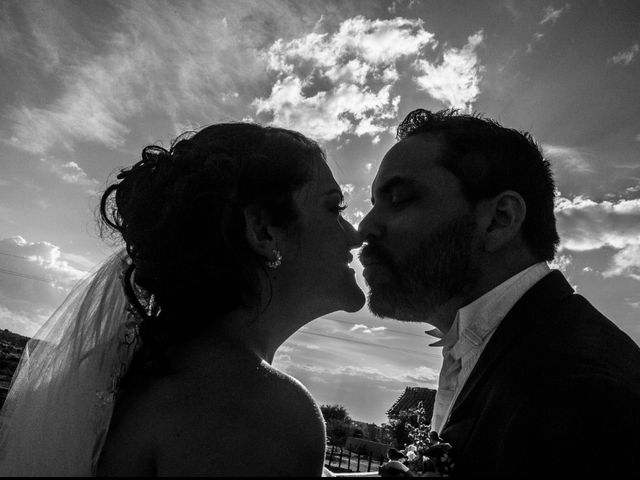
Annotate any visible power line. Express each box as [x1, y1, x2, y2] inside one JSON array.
[[0, 252, 32, 261], [0, 267, 51, 284], [0, 252, 54, 283]]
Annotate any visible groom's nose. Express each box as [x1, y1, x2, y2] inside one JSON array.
[[358, 208, 382, 242]]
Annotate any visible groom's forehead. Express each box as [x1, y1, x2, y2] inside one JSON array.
[[373, 135, 445, 190]]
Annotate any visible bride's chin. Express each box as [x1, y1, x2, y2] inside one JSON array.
[[336, 285, 366, 313]]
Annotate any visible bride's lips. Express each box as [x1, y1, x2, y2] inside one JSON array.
[[344, 254, 357, 274]]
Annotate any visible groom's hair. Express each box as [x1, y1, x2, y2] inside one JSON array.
[[397, 108, 559, 262]]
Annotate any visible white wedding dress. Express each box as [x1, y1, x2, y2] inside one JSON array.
[[0, 249, 142, 476]]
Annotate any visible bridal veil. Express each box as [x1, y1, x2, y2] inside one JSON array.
[[0, 249, 141, 476]]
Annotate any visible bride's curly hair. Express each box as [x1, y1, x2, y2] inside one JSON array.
[[100, 123, 325, 367]]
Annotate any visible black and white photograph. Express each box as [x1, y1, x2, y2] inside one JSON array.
[[0, 0, 639, 476]]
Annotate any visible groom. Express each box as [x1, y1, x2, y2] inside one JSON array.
[[359, 109, 640, 476]]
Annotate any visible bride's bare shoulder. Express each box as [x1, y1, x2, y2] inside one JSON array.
[[96, 370, 164, 476], [98, 357, 326, 476]]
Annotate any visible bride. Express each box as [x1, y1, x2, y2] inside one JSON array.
[[0, 123, 364, 476]]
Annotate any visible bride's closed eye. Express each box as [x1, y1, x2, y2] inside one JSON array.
[[331, 201, 348, 215]]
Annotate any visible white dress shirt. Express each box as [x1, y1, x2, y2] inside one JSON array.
[[429, 262, 551, 433]]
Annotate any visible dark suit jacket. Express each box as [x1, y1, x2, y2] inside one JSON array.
[[440, 270, 640, 477]]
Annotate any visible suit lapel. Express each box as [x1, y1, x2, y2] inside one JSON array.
[[444, 270, 574, 427]]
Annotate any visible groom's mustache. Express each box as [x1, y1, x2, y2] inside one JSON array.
[[359, 243, 395, 268]]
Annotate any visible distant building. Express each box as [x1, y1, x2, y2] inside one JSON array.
[[386, 387, 436, 420]]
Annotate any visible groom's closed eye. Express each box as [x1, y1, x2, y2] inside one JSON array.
[[373, 177, 418, 208], [389, 188, 415, 207]]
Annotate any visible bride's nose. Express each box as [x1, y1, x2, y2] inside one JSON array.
[[340, 216, 364, 249]]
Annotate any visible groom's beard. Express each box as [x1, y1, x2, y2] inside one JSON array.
[[364, 214, 479, 322]]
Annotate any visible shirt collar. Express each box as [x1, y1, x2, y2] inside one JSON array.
[[429, 313, 460, 348], [428, 262, 550, 352]]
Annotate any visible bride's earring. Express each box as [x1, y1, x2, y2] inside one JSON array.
[[266, 249, 282, 269]]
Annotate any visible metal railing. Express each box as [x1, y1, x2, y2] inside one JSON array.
[[325, 445, 385, 474]]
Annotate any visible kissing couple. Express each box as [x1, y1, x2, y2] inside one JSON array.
[[1, 109, 639, 477]]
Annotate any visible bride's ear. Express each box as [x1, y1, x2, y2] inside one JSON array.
[[243, 206, 278, 259]]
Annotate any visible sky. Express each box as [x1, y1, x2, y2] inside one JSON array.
[[1, 0, 639, 424]]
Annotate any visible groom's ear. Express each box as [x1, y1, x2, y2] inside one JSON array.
[[478, 190, 526, 252], [243, 205, 278, 258]]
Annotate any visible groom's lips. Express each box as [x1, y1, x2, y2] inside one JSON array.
[[359, 245, 390, 267], [359, 253, 382, 268], [362, 262, 388, 284], [359, 248, 390, 281]]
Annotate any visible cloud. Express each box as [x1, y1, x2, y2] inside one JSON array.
[[40, 158, 100, 193], [504, 0, 522, 20], [255, 76, 399, 141], [401, 366, 439, 383], [0, 236, 88, 288], [254, 16, 434, 142], [7, 49, 145, 154], [548, 253, 572, 272], [255, 16, 485, 140], [0, 3, 22, 58], [275, 359, 436, 386], [528, 4, 569, 53], [0, 236, 90, 336], [554, 196, 640, 280], [3, 1, 284, 154], [413, 31, 484, 111], [604, 245, 640, 281], [7, 7, 486, 153], [274, 353, 291, 365], [539, 4, 570, 25], [349, 323, 387, 334], [337, 185, 373, 228], [343, 208, 366, 229], [0, 304, 46, 339], [626, 299, 640, 309], [340, 183, 355, 197], [526, 32, 546, 54], [609, 43, 640, 66], [543, 144, 594, 174], [555, 196, 640, 249]]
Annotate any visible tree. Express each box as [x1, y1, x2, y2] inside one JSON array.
[[320, 404, 353, 446], [387, 411, 413, 448], [320, 404, 352, 424], [378, 423, 395, 445], [364, 422, 381, 442]]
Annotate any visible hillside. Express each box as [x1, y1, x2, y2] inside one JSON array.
[[0, 329, 29, 408]]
